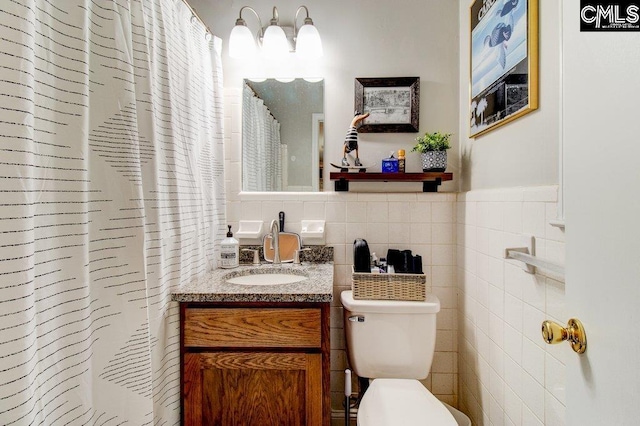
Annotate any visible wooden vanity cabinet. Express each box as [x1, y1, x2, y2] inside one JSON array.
[[180, 302, 330, 426]]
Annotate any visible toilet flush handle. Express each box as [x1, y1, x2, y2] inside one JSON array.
[[348, 315, 365, 323]]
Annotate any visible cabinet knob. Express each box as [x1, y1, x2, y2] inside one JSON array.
[[541, 318, 587, 354]]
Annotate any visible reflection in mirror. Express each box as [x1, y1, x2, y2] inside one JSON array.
[[242, 78, 324, 192]]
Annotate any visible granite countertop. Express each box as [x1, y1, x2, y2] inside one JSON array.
[[171, 262, 334, 303]]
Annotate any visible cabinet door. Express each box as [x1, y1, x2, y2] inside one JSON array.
[[184, 352, 322, 426]]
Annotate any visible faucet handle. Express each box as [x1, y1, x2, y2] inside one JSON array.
[[242, 248, 260, 265], [294, 248, 312, 264]]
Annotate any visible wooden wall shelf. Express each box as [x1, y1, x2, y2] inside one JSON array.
[[329, 172, 453, 192]]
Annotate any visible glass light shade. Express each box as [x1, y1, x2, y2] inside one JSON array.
[[262, 25, 288, 57], [295, 24, 322, 58], [229, 24, 256, 58]]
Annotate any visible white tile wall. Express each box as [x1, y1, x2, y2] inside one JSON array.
[[228, 190, 459, 411], [457, 187, 566, 426]]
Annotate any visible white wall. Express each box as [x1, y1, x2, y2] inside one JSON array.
[[457, 0, 561, 191], [191, 0, 460, 191], [456, 1, 566, 425]]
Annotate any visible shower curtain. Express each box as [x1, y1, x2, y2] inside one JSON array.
[[242, 83, 284, 191], [0, 1, 225, 424]]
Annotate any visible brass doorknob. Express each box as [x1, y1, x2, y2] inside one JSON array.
[[541, 318, 587, 354]]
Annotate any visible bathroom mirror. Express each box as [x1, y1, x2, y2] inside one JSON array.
[[242, 78, 324, 192]]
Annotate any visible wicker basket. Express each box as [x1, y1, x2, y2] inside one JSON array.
[[352, 268, 426, 301]]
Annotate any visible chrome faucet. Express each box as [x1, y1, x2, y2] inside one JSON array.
[[269, 219, 281, 264]]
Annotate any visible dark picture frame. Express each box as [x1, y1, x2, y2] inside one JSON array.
[[469, 0, 538, 137], [354, 77, 420, 133]]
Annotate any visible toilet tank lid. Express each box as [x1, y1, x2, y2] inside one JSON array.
[[340, 290, 440, 314]]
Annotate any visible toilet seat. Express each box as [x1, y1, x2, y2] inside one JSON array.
[[357, 379, 458, 426]]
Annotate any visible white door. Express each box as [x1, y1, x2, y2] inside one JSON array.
[[563, 1, 640, 424]]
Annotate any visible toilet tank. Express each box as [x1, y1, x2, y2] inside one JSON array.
[[341, 290, 440, 380]]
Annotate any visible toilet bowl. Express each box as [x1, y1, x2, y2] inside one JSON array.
[[357, 379, 457, 426], [341, 290, 470, 426]]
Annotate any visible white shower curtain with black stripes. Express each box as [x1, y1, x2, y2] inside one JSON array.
[[242, 82, 284, 192], [0, 1, 225, 424]]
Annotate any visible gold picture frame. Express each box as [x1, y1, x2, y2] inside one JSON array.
[[469, 0, 538, 137]]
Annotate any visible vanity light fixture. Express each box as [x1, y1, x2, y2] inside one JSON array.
[[262, 7, 289, 57], [293, 6, 323, 58], [229, 5, 323, 59], [229, 6, 262, 58]]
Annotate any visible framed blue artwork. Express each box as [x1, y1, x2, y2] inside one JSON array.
[[469, 0, 539, 137]]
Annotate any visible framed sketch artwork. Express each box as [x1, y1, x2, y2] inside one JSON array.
[[354, 77, 419, 133], [470, 0, 538, 137]]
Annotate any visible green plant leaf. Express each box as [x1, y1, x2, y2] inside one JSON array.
[[412, 131, 452, 152]]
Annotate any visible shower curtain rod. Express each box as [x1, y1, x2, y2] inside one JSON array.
[[181, 0, 214, 37], [245, 82, 278, 121]]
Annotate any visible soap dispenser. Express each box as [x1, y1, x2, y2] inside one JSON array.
[[220, 225, 239, 269]]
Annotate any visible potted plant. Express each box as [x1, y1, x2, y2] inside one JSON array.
[[412, 131, 452, 172]]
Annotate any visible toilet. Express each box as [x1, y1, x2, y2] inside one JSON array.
[[341, 290, 469, 426]]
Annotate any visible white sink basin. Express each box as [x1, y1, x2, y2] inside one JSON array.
[[226, 273, 308, 286]]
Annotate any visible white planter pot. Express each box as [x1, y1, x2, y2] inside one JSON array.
[[421, 151, 447, 172]]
